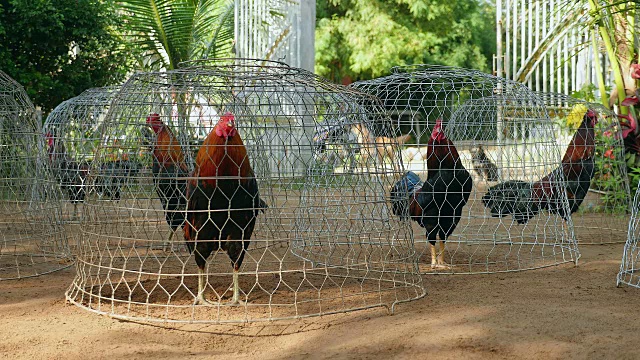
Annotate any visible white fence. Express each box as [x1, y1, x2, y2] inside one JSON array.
[[495, 0, 611, 96], [234, 0, 315, 71]]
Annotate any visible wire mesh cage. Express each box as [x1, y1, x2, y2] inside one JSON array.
[[421, 94, 580, 274], [536, 92, 630, 244], [43, 86, 120, 224], [0, 70, 69, 279], [383, 93, 581, 274], [617, 181, 640, 287], [352, 65, 578, 273], [65, 59, 425, 323]]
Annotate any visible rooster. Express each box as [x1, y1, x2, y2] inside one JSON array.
[[390, 119, 473, 269], [482, 107, 598, 224], [146, 113, 189, 250], [45, 133, 89, 219], [184, 112, 267, 305]]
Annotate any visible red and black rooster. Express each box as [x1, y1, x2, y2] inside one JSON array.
[[184, 112, 267, 305], [391, 119, 473, 269], [482, 109, 598, 224], [146, 113, 189, 249]]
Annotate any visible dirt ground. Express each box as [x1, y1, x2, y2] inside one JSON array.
[[1, 241, 638, 360]]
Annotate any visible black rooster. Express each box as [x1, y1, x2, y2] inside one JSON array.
[[391, 119, 473, 269], [184, 113, 268, 305], [482, 109, 598, 224]]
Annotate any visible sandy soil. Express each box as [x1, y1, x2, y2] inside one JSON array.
[[1, 241, 639, 360]]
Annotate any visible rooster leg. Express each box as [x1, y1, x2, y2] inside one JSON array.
[[429, 242, 438, 269], [194, 267, 221, 306], [227, 268, 246, 306], [163, 230, 174, 252], [435, 241, 451, 269]]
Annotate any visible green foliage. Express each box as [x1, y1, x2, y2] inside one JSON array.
[[315, 0, 496, 83], [592, 131, 629, 213], [117, 0, 235, 71], [628, 165, 640, 193], [0, 0, 135, 114], [570, 83, 600, 103]]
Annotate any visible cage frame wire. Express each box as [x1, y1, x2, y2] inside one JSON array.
[[0, 70, 70, 280], [350, 66, 580, 274], [43, 86, 121, 226], [66, 58, 425, 324], [534, 91, 631, 245], [617, 180, 640, 287]]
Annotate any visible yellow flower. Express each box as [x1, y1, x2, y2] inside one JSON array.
[[565, 104, 588, 129]]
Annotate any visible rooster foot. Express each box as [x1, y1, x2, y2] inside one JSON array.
[[430, 263, 451, 270], [225, 298, 246, 306], [194, 295, 222, 306]]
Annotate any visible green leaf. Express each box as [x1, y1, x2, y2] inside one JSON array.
[[117, 0, 235, 70]]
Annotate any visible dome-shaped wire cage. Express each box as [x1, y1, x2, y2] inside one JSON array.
[[43, 86, 120, 224], [351, 65, 578, 273], [617, 181, 640, 287], [427, 94, 580, 274], [0, 70, 69, 279], [535, 92, 630, 244], [65, 59, 425, 323]]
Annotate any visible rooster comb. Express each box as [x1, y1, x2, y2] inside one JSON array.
[[146, 113, 160, 122]]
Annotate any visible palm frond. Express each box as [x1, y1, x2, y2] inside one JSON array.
[[117, 0, 235, 70], [202, 1, 235, 59]]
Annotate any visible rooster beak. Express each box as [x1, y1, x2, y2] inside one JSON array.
[[227, 122, 233, 127]]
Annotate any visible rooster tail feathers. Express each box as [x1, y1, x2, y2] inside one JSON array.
[[391, 171, 422, 219], [257, 198, 268, 214], [482, 180, 539, 224]]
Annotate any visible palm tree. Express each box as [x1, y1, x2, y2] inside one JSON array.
[[117, 0, 235, 71]]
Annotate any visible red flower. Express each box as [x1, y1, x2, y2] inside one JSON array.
[[632, 64, 640, 80], [622, 96, 639, 106], [603, 149, 615, 159]]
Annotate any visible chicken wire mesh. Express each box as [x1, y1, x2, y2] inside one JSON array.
[[65, 59, 425, 323], [434, 94, 580, 274], [0, 70, 69, 279], [349, 64, 536, 168], [536, 92, 630, 244], [43, 86, 121, 225], [617, 181, 640, 288], [351, 65, 578, 273]]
